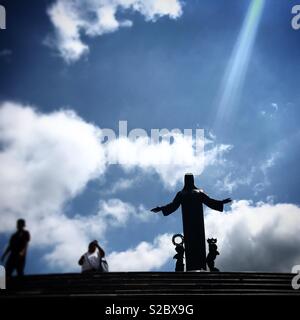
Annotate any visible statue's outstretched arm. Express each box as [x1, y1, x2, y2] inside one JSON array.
[[151, 192, 182, 216]]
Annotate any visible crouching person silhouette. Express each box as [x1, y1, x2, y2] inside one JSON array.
[[78, 240, 108, 273], [151, 173, 231, 271]]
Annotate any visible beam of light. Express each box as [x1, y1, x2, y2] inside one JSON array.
[[214, 0, 265, 129]]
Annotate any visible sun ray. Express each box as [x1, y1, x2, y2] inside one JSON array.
[[214, 0, 265, 130]]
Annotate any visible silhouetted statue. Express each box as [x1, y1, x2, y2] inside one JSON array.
[[151, 173, 231, 271], [172, 234, 185, 272], [1, 219, 31, 277], [206, 238, 220, 272], [78, 240, 108, 273]]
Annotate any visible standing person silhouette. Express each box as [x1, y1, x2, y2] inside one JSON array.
[[1, 219, 31, 277], [151, 173, 231, 271]]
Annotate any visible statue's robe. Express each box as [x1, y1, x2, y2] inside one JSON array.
[[161, 189, 224, 271]]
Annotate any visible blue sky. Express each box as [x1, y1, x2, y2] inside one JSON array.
[[0, 0, 300, 274]]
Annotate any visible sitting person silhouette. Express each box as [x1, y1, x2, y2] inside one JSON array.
[[206, 238, 220, 272], [78, 240, 108, 273], [1, 219, 30, 278]]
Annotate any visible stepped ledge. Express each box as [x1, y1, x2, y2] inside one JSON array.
[[1, 271, 300, 299]]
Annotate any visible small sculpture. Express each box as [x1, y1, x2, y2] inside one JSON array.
[[206, 238, 220, 272], [172, 234, 185, 272]]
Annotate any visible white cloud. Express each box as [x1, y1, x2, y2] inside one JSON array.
[[32, 213, 105, 271], [98, 198, 152, 226], [260, 152, 279, 174], [205, 200, 300, 272], [0, 102, 106, 232], [260, 102, 279, 118], [0, 101, 229, 195], [47, 0, 183, 63], [46, 1, 89, 62], [34, 198, 153, 271], [0, 101, 230, 272], [216, 151, 280, 195], [216, 167, 255, 193], [131, 0, 183, 20], [32, 199, 300, 273], [105, 177, 137, 194], [0, 103, 299, 273], [0, 102, 107, 271], [108, 233, 173, 271], [253, 152, 280, 195], [106, 135, 232, 189], [0, 102, 230, 197]]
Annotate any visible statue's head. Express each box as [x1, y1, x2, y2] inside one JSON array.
[[183, 173, 196, 190]]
